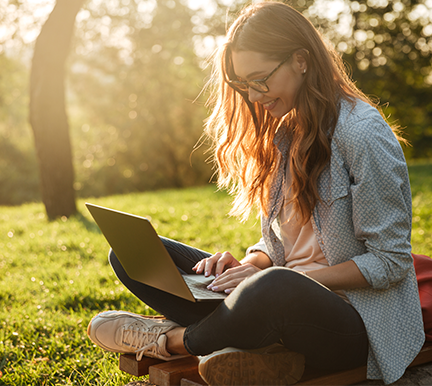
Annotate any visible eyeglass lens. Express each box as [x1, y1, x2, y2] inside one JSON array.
[[233, 81, 268, 93]]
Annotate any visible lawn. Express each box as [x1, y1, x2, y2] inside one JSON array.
[[408, 160, 432, 257], [0, 160, 431, 386]]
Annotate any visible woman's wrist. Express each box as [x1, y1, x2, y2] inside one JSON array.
[[242, 251, 272, 269]]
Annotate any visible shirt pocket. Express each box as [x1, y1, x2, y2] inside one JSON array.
[[328, 184, 350, 206], [324, 183, 354, 242]]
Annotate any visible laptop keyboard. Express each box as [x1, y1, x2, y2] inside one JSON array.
[[183, 275, 227, 299]]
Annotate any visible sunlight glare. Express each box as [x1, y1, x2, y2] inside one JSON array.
[[308, 0, 349, 21]]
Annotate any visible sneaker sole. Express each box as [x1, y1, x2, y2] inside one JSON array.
[[199, 349, 305, 386]]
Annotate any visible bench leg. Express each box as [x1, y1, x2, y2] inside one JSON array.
[[148, 356, 206, 386], [119, 354, 164, 377]]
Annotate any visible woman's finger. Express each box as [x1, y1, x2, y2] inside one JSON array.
[[214, 263, 259, 283], [208, 263, 261, 291], [202, 252, 222, 276], [214, 251, 240, 277], [192, 252, 222, 276], [192, 259, 206, 274], [208, 277, 244, 292]]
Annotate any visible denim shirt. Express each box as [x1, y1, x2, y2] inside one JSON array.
[[247, 99, 425, 384]]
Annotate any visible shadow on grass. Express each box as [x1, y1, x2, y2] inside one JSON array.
[[73, 211, 101, 234]]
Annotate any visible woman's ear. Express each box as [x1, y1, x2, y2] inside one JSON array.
[[292, 50, 308, 75]]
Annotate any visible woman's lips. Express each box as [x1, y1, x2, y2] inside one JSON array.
[[262, 98, 278, 111]]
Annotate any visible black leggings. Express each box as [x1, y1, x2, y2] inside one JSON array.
[[109, 236, 368, 372]]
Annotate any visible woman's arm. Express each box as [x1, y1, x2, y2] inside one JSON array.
[[240, 250, 273, 269], [306, 260, 369, 291], [323, 105, 414, 290], [341, 115, 413, 289]]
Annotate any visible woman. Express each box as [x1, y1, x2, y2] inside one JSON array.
[[87, 2, 425, 385]]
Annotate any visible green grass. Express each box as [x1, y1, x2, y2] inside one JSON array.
[[0, 160, 431, 386], [0, 186, 261, 385], [408, 160, 432, 257]]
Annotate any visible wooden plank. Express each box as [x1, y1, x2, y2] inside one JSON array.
[[408, 345, 432, 367], [180, 378, 207, 386], [119, 344, 432, 385], [149, 356, 201, 386], [298, 344, 432, 385], [119, 354, 164, 377], [298, 366, 367, 385]]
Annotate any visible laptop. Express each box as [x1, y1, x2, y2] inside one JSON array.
[[85, 203, 227, 302]]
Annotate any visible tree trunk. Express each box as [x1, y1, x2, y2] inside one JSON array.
[[30, 0, 84, 219]]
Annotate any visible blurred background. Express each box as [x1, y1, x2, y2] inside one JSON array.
[[1, 0, 432, 215]]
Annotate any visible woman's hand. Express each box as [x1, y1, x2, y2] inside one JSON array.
[[193, 250, 270, 294], [192, 251, 241, 278], [207, 263, 262, 294]]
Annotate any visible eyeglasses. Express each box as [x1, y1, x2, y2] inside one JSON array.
[[228, 54, 292, 94]]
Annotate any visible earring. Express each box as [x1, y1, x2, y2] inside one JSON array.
[[303, 68, 307, 74]]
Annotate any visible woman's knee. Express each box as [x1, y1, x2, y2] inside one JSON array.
[[246, 267, 306, 291], [234, 267, 331, 309], [229, 267, 301, 305]]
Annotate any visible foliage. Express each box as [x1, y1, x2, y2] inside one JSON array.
[[0, 0, 55, 56], [1, 0, 432, 206], [0, 136, 40, 205], [68, 0, 213, 198], [0, 54, 40, 205], [307, 0, 432, 158]]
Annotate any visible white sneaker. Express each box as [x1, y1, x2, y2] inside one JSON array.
[[87, 310, 189, 361], [198, 344, 305, 385]]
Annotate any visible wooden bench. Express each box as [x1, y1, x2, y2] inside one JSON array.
[[119, 344, 432, 386], [120, 355, 204, 385]]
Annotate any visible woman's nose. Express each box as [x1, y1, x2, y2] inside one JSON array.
[[248, 88, 264, 103]]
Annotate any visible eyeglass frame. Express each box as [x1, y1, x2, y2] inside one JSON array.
[[227, 53, 293, 94]]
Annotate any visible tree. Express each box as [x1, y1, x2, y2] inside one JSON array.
[[30, 0, 84, 219], [68, 0, 213, 197], [307, 0, 432, 158], [346, 0, 432, 158]]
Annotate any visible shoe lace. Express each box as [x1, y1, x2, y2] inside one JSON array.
[[121, 324, 166, 361]]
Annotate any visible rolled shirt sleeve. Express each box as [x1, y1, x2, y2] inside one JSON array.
[[246, 237, 270, 257]]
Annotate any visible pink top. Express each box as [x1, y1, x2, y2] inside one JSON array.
[[280, 171, 349, 302], [280, 200, 328, 272]]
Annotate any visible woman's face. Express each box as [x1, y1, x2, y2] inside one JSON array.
[[231, 50, 306, 119]]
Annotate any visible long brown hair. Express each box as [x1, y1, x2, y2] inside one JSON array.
[[204, 1, 378, 223]]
